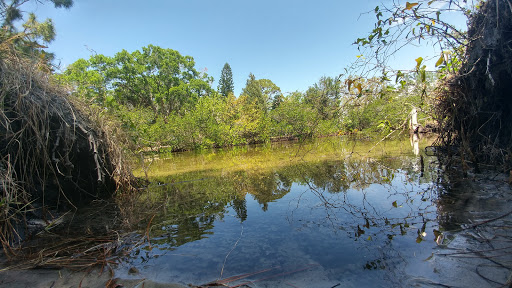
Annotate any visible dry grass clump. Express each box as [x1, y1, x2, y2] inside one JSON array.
[[0, 49, 136, 255], [433, 0, 512, 172]]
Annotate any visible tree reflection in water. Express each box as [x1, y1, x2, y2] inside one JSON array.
[[120, 136, 457, 286]]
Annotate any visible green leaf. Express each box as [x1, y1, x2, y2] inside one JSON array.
[[415, 57, 423, 70], [392, 201, 398, 208], [395, 70, 403, 83], [435, 54, 444, 67]]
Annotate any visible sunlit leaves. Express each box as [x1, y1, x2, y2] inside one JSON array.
[[415, 57, 424, 70], [377, 120, 392, 134], [60, 45, 212, 116], [395, 70, 404, 84], [354, 0, 470, 81], [22, 13, 55, 43], [435, 54, 445, 67]]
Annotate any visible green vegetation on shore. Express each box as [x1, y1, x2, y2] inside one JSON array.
[[55, 45, 434, 152]]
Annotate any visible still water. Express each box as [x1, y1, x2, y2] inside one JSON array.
[[121, 136, 448, 287]]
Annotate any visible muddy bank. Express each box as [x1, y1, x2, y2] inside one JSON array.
[[0, 268, 187, 288], [407, 171, 512, 287]]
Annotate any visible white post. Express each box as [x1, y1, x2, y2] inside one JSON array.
[[410, 108, 418, 132]]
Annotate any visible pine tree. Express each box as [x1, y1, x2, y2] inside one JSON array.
[[218, 62, 234, 97], [1, 0, 73, 63]]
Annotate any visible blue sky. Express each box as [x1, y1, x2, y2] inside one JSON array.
[[27, 0, 465, 95]]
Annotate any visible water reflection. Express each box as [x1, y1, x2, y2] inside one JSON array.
[[410, 132, 420, 156], [120, 136, 445, 287]]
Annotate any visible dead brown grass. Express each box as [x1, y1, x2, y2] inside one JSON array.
[[0, 45, 137, 259]]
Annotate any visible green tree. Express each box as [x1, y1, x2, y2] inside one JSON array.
[[241, 73, 282, 112], [304, 76, 343, 120], [57, 57, 111, 105], [339, 73, 434, 134], [59, 45, 214, 118], [218, 62, 234, 97], [1, 0, 72, 29], [0, 0, 73, 61], [270, 92, 318, 138]]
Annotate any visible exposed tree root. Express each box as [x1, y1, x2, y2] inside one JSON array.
[[434, 0, 512, 172]]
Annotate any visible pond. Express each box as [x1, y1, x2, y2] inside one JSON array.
[[116, 135, 464, 287]]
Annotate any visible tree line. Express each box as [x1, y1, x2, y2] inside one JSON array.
[[55, 45, 433, 152]]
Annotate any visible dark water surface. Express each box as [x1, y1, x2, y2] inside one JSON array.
[[120, 136, 451, 287]]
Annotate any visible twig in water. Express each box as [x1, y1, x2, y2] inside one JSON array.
[[231, 264, 320, 288], [219, 222, 244, 280], [463, 210, 512, 230], [368, 130, 397, 153], [216, 267, 277, 285]]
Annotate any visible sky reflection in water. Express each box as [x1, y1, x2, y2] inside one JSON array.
[[121, 136, 445, 287]]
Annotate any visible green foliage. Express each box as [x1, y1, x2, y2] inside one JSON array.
[[59, 45, 214, 116], [434, 47, 464, 77], [347, 1, 472, 136], [270, 92, 319, 138], [241, 73, 282, 112], [217, 62, 234, 97], [304, 76, 342, 120], [1, 0, 71, 29], [58, 42, 436, 152], [0, 0, 73, 62], [353, 0, 475, 78], [340, 73, 434, 134]]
